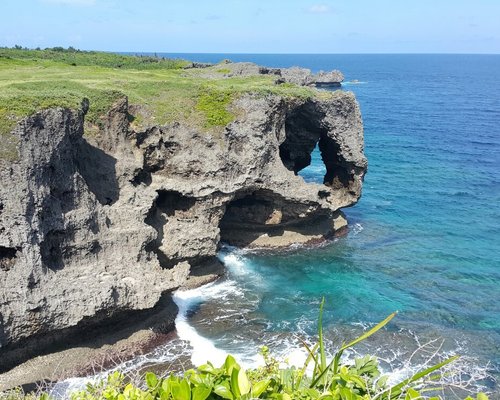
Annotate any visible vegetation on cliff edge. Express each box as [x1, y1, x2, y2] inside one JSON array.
[[0, 47, 327, 160]]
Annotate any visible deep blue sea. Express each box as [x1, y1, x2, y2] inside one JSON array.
[[81, 54, 500, 397]]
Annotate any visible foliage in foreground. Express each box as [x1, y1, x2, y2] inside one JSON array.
[[1, 300, 490, 400]]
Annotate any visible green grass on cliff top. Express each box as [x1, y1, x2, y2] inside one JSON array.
[[0, 47, 330, 160]]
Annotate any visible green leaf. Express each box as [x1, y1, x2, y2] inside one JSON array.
[[252, 380, 270, 398], [192, 384, 211, 400], [171, 379, 191, 400], [405, 388, 422, 399], [238, 369, 251, 395], [160, 391, 170, 400], [383, 355, 459, 399], [198, 363, 216, 374], [305, 389, 321, 400], [339, 387, 355, 400], [340, 312, 397, 352], [124, 383, 134, 396], [477, 394, 489, 400], [214, 384, 234, 400], [295, 338, 319, 388], [188, 373, 204, 386], [145, 372, 158, 389], [224, 355, 239, 375], [346, 374, 367, 390], [231, 368, 241, 397], [161, 378, 170, 395], [376, 375, 388, 389]]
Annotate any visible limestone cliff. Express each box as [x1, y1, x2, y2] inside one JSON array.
[[0, 85, 366, 371]]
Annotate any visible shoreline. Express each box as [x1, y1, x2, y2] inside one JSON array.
[[2, 231, 498, 397], [0, 231, 345, 392], [0, 266, 223, 392]]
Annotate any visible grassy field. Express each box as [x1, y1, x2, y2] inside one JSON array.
[[0, 48, 329, 160]]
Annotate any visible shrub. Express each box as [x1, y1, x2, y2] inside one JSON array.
[[195, 86, 235, 128]]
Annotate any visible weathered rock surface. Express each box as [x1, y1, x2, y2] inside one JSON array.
[[0, 86, 366, 373], [0, 103, 191, 372], [192, 61, 344, 86], [313, 70, 345, 86]]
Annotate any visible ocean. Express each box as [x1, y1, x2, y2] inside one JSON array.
[[57, 54, 500, 397]]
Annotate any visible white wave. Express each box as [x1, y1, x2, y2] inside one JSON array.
[[219, 252, 250, 277], [351, 223, 364, 236], [172, 280, 247, 367], [173, 246, 269, 368], [173, 246, 278, 369], [285, 347, 308, 368], [218, 246, 269, 291], [341, 81, 367, 85], [174, 290, 228, 367], [50, 377, 96, 399]]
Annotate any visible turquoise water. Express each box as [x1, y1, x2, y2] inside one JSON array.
[[159, 54, 500, 394]]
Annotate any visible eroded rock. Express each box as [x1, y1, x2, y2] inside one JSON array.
[[191, 62, 344, 87], [0, 87, 366, 372]]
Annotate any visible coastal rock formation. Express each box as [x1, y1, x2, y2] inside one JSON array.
[[313, 70, 345, 87], [0, 87, 365, 371], [190, 61, 345, 87], [277, 67, 344, 87]]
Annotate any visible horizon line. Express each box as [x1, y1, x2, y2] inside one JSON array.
[[5, 47, 499, 56], [119, 51, 500, 56]]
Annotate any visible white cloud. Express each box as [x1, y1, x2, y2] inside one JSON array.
[[41, 0, 96, 5], [308, 4, 331, 14]]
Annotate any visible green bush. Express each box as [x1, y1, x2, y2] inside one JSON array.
[[195, 86, 235, 128]]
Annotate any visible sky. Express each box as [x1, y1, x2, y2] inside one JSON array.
[[2, 0, 500, 53]]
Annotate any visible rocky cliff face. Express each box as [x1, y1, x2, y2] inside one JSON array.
[[0, 88, 366, 371]]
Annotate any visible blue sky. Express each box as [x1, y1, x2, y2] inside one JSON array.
[[2, 0, 499, 53]]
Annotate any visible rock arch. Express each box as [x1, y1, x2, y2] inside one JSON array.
[[279, 100, 356, 190]]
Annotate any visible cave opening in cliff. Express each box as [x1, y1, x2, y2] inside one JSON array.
[[220, 189, 282, 230], [152, 190, 196, 217], [219, 189, 290, 246], [218, 189, 305, 247], [280, 103, 351, 189]]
